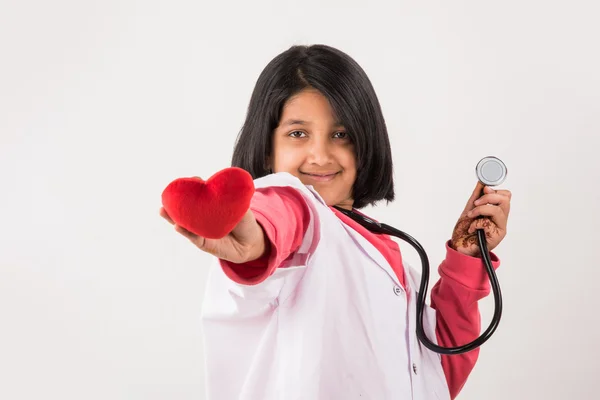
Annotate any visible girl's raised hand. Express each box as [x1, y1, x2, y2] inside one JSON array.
[[450, 181, 512, 257]]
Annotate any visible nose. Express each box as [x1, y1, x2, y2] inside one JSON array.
[[307, 136, 333, 165]]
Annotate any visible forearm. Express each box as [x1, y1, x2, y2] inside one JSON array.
[[220, 186, 311, 285], [431, 240, 501, 398]]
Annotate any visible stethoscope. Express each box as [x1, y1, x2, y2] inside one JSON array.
[[333, 156, 507, 355]]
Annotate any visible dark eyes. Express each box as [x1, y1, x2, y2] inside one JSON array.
[[289, 131, 306, 138], [288, 131, 349, 139]]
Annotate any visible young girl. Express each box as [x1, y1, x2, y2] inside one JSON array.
[[160, 44, 511, 400]]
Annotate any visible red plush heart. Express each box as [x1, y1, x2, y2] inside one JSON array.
[[161, 167, 255, 239]]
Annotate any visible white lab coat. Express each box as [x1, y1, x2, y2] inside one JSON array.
[[200, 172, 451, 400]]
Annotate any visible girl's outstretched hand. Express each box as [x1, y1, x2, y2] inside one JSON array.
[[160, 167, 266, 263], [450, 181, 512, 257], [160, 207, 266, 263]]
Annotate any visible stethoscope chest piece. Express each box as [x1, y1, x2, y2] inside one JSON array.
[[476, 156, 507, 186]]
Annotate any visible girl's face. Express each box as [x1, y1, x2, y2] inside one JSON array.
[[270, 89, 357, 210]]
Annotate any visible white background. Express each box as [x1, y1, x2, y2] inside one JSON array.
[[1, 1, 599, 399]]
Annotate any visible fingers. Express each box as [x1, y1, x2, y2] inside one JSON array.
[[464, 182, 498, 213], [467, 204, 507, 231], [468, 217, 501, 237], [465, 182, 511, 209], [476, 188, 511, 210], [467, 204, 500, 219], [474, 192, 501, 204], [474, 192, 511, 215], [465, 181, 486, 209], [495, 189, 512, 200], [160, 207, 174, 224], [174, 224, 211, 252], [173, 224, 194, 239], [160, 207, 206, 245], [482, 186, 512, 200]]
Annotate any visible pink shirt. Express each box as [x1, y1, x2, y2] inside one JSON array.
[[220, 186, 501, 400]]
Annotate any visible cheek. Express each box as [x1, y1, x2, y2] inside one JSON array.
[[272, 141, 304, 172], [339, 147, 357, 174]]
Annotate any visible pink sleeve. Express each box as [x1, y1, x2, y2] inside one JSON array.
[[219, 186, 311, 285], [430, 240, 501, 399]]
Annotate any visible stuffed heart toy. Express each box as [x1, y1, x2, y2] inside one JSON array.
[[161, 167, 255, 239]]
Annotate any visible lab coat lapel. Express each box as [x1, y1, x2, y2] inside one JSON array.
[[339, 221, 402, 288], [301, 182, 402, 289]]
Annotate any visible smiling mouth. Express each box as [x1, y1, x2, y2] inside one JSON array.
[[301, 172, 340, 182]]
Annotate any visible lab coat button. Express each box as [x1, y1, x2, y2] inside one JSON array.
[[413, 363, 418, 374], [393, 286, 402, 296]]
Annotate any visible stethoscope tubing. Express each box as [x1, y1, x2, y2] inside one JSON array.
[[333, 207, 502, 355]]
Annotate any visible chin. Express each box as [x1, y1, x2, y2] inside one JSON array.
[[315, 190, 347, 207]]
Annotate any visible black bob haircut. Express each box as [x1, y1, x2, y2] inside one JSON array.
[[231, 44, 395, 209]]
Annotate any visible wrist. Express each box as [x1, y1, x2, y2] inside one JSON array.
[[449, 239, 481, 258], [455, 246, 481, 258], [245, 223, 269, 262]]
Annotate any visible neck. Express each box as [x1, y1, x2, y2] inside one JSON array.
[[334, 199, 354, 211]]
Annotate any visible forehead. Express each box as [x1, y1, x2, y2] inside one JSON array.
[[280, 89, 342, 126]]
